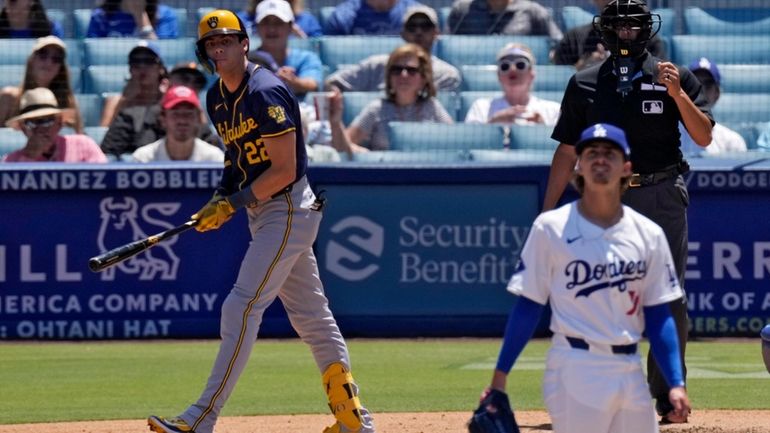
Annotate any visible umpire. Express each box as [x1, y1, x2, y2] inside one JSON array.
[[542, 0, 713, 424]]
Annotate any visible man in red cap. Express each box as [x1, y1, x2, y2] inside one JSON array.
[[131, 86, 224, 162]]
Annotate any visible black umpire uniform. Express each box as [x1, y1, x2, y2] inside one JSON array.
[[548, 2, 714, 419]]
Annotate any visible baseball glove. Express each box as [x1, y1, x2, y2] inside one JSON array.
[[468, 388, 520, 433]]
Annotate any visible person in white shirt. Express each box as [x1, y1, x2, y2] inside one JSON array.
[[680, 57, 747, 155], [464, 42, 561, 125], [132, 86, 224, 162]]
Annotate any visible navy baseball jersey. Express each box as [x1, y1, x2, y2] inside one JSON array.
[[206, 62, 307, 195]]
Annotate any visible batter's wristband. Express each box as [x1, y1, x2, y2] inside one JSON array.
[[227, 187, 258, 209]]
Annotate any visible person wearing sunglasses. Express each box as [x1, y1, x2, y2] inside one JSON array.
[[0, 35, 82, 133], [329, 43, 453, 156], [2, 87, 106, 163], [0, 0, 63, 38], [465, 43, 560, 125], [101, 41, 220, 160], [325, 5, 460, 93]]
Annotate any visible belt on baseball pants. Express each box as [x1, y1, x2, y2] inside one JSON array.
[[566, 336, 637, 355], [628, 161, 689, 188]]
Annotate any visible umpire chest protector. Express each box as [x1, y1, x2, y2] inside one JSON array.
[[560, 54, 711, 174]]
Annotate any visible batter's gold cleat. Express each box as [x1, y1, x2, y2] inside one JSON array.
[[148, 415, 194, 433]]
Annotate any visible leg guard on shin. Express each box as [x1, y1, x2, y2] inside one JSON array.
[[322, 362, 364, 431]]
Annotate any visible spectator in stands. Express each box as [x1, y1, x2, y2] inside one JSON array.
[[329, 43, 453, 155], [101, 45, 219, 160], [680, 57, 747, 155], [0, 0, 63, 38], [465, 43, 560, 125], [2, 88, 106, 163], [325, 5, 461, 92], [99, 40, 168, 127], [324, 0, 422, 36], [0, 36, 83, 133], [87, 0, 179, 39], [242, 0, 323, 37], [252, 0, 323, 98], [131, 86, 224, 162], [447, 0, 562, 40], [553, 0, 665, 69], [168, 61, 208, 92]]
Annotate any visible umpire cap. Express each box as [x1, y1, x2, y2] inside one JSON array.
[[576, 123, 631, 160]]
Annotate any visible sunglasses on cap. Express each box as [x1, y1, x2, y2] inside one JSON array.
[[404, 20, 435, 32], [35, 49, 64, 64], [389, 65, 421, 76], [24, 116, 57, 129], [498, 58, 531, 73]]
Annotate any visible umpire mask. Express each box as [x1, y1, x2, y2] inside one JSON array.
[[593, 0, 660, 59]]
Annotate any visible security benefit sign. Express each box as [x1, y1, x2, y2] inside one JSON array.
[[0, 167, 251, 340], [315, 184, 538, 334], [686, 173, 770, 337]]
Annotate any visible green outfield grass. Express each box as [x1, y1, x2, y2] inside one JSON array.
[[0, 338, 767, 424]]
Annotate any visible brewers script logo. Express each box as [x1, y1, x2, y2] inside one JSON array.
[[325, 216, 384, 281], [97, 197, 183, 281]]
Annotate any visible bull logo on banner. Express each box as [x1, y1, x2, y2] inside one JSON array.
[[97, 197, 182, 281]]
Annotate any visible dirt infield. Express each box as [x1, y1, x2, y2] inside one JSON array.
[[1, 410, 769, 433]]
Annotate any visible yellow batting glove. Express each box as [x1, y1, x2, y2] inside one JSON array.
[[192, 197, 235, 232]]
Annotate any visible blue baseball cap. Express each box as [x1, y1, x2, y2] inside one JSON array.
[[575, 123, 631, 159], [689, 57, 721, 85]]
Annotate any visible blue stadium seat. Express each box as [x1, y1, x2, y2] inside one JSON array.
[[47, 8, 71, 39], [172, 7, 188, 38], [0, 128, 27, 158], [319, 36, 403, 73], [338, 91, 382, 125], [509, 124, 558, 150], [460, 64, 574, 92], [560, 6, 593, 31], [437, 35, 551, 66], [438, 7, 451, 32], [75, 93, 103, 127], [0, 38, 81, 66], [83, 65, 129, 94], [718, 65, 770, 94], [82, 37, 197, 66], [561, 6, 675, 36], [388, 122, 505, 151], [0, 65, 27, 88], [712, 93, 770, 124], [468, 149, 553, 164], [84, 126, 109, 145], [671, 35, 770, 65], [683, 7, 770, 35], [349, 150, 467, 163], [73, 9, 91, 39]]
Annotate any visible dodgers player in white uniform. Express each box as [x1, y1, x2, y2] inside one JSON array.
[[477, 123, 690, 433]]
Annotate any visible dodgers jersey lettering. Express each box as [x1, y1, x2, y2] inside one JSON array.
[[206, 62, 307, 194], [508, 202, 683, 346]]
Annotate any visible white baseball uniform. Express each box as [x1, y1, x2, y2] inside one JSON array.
[[508, 202, 683, 433]]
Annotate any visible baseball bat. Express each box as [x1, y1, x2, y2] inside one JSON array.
[[88, 220, 198, 273]]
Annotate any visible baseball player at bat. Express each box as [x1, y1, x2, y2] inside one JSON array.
[[147, 9, 375, 433], [470, 124, 690, 433]]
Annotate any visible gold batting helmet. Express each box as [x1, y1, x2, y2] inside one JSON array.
[[195, 9, 249, 73]]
